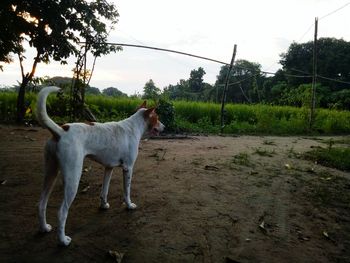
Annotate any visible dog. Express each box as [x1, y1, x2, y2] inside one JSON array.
[[37, 86, 164, 246]]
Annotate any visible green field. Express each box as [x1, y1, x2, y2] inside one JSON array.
[[1, 92, 349, 135]]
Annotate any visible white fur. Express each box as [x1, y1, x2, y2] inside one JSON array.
[[37, 86, 164, 246]]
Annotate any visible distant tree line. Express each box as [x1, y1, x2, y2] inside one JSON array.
[[142, 38, 350, 110]]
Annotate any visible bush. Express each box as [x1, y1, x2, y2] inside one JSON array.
[[156, 99, 175, 132]]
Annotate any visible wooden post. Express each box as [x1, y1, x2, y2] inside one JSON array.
[[220, 45, 237, 133], [310, 17, 318, 129]]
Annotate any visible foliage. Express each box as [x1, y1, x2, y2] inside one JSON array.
[[174, 38, 350, 110], [0, 0, 120, 67], [280, 38, 350, 91], [85, 95, 142, 122], [163, 68, 214, 101], [102, 87, 127, 97], [0, 0, 120, 122], [215, 60, 265, 104], [0, 92, 349, 135], [142, 79, 161, 100], [156, 99, 175, 131], [85, 86, 101, 95], [188, 67, 206, 93], [304, 147, 350, 171]]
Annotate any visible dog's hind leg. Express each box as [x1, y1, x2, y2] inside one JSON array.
[[123, 166, 137, 209], [57, 153, 84, 246], [39, 141, 58, 233], [100, 167, 113, 209]]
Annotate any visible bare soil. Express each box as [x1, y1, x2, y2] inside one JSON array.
[[0, 125, 349, 263]]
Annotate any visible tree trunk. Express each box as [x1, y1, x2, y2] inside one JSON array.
[[16, 77, 29, 123], [16, 50, 40, 123]]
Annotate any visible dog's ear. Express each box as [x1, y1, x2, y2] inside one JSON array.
[[143, 107, 156, 118], [138, 100, 147, 110]]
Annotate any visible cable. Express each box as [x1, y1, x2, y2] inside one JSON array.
[[80, 41, 349, 84], [296, 23, 314, 43], [320, 1, 350, 20], [317, 74, 350, 85], [105, 42, 230, 66]]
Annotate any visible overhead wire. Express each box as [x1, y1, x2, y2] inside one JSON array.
[[319, 1, 350, 20], [80, 37, 349, 87]]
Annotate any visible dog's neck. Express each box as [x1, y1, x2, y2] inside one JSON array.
[[118, 110, 148, 141]]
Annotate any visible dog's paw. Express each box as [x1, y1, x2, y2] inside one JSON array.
[[40, 223, 52, 233], [127, 203, 137, 210], [100, 202, 110, 210], [59, 235, 72, 246]]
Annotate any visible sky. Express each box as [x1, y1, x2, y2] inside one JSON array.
[[1, 0, 349, 95]]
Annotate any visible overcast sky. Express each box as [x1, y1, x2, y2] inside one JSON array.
[[1, 0, 349, 95]]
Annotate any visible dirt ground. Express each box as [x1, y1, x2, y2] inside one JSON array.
[[0, 125, 349, 263]]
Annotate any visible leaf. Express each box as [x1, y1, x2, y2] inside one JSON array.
[[205, 165, 219, 171], [259, 221, 267, 234], [259, 221, 265, 229], [81, 186, 90, 193], [284, 163, 292, 169], [109, 250, 124, 263], [1, 180, 7, 185], [323, 231, 329, 239]]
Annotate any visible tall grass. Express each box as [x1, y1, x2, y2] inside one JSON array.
[[0, 92, 349, 135], [172, 100, 350, 135], [85, 95, 143, 122]]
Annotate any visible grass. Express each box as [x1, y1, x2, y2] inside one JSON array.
[[304, 147, 350, 171], [262, 140, 276, 146], [232, 152, 252, 167], [253, 147, 276, 157], [0, 91, 350, 135], [172, 100, 350, 135], [310, 174, 350, 207]]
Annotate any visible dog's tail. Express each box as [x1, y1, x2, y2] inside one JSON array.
[[36, 86, 64, 139]]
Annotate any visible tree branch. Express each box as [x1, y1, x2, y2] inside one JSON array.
[[27, 50, 41, 81], [17, 52, 25, 80]]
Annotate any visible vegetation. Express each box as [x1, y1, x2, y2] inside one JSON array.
[[304, 143, 350, 172], [0, 91, 349, 136], [0, 0, 120, 122], [305, 147, 350, 171], [160, 38, 350, 111], [142, 79, 161, 100]]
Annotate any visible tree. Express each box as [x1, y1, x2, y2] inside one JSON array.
[[142, 79, 161, 100], [86, 86, 101, 95], [280, 38, 350, 90], [102, 87, 127, 97], [0, 0, 120, 122], [215, 60, 264, 104], [188, 67, 206, 93], [162, 68, 212, 101]]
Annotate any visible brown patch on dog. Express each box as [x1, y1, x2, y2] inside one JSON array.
[[61, 124, 70, 131], [84, 121, 95, 126], [149, 113, 158, 128], [144, 108, 160, 130]]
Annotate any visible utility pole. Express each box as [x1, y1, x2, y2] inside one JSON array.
[[220, 45, 237, 133], [310, 17, 318, 129]]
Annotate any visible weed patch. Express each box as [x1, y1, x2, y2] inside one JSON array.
[[253, 147, 276, 157], [304, 147, 350, 171], [232, 152, 252, 167]]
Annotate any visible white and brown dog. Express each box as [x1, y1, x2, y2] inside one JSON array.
[[37, 86, 164, 246]]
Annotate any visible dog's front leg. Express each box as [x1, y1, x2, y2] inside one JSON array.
[[123, 167, 137, 209], [100, 167, 113, 209]]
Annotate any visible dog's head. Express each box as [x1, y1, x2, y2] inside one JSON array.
[[138, 101, 165, 136]]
